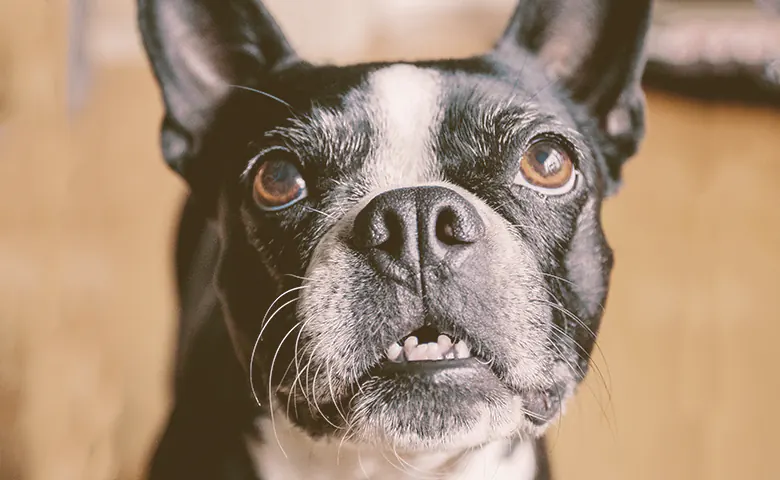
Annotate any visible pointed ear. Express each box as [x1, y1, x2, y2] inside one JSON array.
[[138, 0, 298, 180], [495, 0, 652, 192]]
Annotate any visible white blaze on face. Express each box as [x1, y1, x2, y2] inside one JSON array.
[[363, 64, 442, 189]]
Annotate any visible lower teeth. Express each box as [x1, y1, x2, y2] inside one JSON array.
[[386, 335, 471, 363]]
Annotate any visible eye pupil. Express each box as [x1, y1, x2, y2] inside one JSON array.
[[253, 155, 308, 210], [263, 161, 300, 195], [516, 139, 576, 194]]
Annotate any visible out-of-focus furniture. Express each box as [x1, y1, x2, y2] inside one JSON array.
[[645, 0, 780, 105]]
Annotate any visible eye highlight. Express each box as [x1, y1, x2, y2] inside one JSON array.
[[514, 139, 578, 195], [252, 152, 308, 211]]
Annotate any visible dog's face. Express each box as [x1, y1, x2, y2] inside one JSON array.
[[140, 0, 651, 452]]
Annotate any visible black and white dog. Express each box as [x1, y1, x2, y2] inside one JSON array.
[[138, 1, 651, 478]]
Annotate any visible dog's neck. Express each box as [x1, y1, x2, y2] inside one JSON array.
[[246, 414, 538, 480]]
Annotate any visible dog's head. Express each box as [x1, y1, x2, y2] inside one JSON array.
[[140, 0, 651, 452]]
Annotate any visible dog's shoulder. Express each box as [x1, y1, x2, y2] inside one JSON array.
[[147, 195, 262, 480]]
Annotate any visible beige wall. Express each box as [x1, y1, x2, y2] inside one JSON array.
[[85, 0, 516, 65]]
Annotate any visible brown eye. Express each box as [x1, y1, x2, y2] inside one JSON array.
[[253, 157, 308, 211], [515, 139, 577, 195]]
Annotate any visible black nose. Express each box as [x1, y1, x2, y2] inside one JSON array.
[[352, 186, 485, 281]]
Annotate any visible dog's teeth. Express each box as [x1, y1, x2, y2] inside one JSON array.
[[386, 343, 403, 362], [437, 335, 452, 352], [403, 337, 419, 359], [454, 340, 471, 359], [408, 343, 428, 361], [426, 342, 442, 360], [391, 334, 467, 363]]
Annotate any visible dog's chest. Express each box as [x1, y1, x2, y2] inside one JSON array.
[[246, 417, 537, 480]]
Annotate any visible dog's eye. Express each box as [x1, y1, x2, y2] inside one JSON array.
[[253, 157, 308, 211], [514, 139, 577, 195]]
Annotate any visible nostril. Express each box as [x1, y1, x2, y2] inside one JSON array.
[[353, 203, 406, 253], [436, 209, 462, 246], [435, 206, 484, 245], [375, 211, 404, 254]]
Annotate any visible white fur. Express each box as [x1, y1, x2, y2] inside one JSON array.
[[246, 414, 537, 480], [362, 64, 442, 189]]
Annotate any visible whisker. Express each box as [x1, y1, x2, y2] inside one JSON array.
[[503, 55, 528, 109], [535, 284, 614, 390], [303, 206, 337, 219], [546, 326, 589, 379], [532, 298, 598, 340], [283, 358, 298, 420], [293, 340, 320, 408], [523, 75, 558, 104], [249, 295, 302, 407], [290, 319, 314, 406], [283, 273, 312, 282], [326, 357, 349, 425], [261, 285, 308, 332], [544, 312, 616, 434], [535, 292, 613, 392], [539, 272, 607, 313], [548, 381, 566, 451], [302, 341, 322, 417], [381, 447, 422, 479], [507, 222, 554, 236], [285, 316, 318, 419], [336, 433, 353, 468], [535, 297, 613, 387], [391, 444, 448, 480], [310, 360, 344, 430], [228, 84, 293, 109], [266, 319, 305, 459], [357, 447, 370, 480]]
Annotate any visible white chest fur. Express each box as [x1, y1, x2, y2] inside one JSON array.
[[246, 416, 537, 480]]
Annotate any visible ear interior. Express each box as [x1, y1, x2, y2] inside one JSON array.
[[495, 0, 652, 190], [139, 0, 298, 179]]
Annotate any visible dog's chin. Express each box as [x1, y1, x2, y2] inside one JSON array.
[[350, 364, 521, 452], [281, 360, 567, 453]]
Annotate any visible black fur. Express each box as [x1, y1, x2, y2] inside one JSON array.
[[138, 1, 652, 479]]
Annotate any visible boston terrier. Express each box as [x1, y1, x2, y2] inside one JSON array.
[[137, 1, 652, 478]]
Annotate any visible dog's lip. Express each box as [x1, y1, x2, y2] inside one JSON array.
[[521, 387, 565, 425], [363, 364, 564, 427], [374, 357, 480, 375]]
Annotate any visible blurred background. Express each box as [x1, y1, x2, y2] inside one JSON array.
[[1, 0, 778, 479]]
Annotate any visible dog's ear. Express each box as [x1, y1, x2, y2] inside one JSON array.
[[138, 0, 297, 182], [495, 0, 652, 192]]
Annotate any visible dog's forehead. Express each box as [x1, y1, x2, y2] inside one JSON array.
[[276, 62, 577, 191], [358, 64, 442, 189]]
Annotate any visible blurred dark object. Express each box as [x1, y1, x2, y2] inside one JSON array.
[[756, 0, 780, 13], [644, 0, 780, 106]]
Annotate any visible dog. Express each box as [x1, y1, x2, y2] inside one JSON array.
[[137, 0, 652, 478]]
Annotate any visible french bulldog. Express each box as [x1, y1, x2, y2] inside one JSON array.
[[137, 0, 652, 478]]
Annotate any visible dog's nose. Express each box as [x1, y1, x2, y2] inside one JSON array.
[[352, 186, 485, 279]]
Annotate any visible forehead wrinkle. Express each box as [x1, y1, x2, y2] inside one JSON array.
[[267, 104, 373, 170], [439, 71, 582, 144], [476, 99, 589, 161]]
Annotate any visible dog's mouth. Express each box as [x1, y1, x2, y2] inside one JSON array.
[[377, 325, 482, 374], [369, 326, 567, 426]]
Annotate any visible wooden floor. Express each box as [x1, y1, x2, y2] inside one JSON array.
[[2, 5, 780, 480]]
